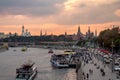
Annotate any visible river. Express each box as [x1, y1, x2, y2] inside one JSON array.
[[0, 47, 76, 80]]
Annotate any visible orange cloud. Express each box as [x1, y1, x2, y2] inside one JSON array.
[[115, 9, 120, 17]]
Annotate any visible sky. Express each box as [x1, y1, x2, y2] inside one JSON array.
[[0, 0, 120, 35]]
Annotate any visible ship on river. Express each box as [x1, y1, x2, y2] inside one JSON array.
[[50, 51, 81, 68], [21, 47, 27, 52], [50, 54, 69, 68], [48, 49, 54, 54], [16, 61, 37, 80]]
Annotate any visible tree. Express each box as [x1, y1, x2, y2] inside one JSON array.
[[98, 27, 120, 53]]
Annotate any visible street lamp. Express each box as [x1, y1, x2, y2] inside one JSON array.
[[111, 39, 115, 72], [102, 42, 104, 49]]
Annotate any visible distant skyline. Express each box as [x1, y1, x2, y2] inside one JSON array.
[[0, 0, 120, 35]]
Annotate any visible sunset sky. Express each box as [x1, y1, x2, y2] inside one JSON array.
[[0, 0, 120, 35]]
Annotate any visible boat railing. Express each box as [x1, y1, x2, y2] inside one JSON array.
[[16, 68, 33, 74]]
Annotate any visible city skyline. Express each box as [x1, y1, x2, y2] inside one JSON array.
[[0, 0, 120, 35]]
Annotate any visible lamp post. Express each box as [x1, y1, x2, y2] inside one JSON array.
[[111, 39, 115, 72], [102, 42, 104, 49]]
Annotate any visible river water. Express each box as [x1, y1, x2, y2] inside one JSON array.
[[0, 47, 76, 80]]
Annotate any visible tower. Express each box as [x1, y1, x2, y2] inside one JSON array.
[[22, 25, 24, 34], [78, 26, 80, 33], [65, 32, 67, 37], [95, 28, 97, 37], [26, 29, 28, 33], [21, 25, 25, 36], [40, 30, 42, 36], [77, 26, 81, 35], [77, 25, 83, 40], [88, 26, 90, 34]]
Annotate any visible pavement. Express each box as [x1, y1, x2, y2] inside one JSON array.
[[77, 65, 83, 80], [77, 49, 120, 80]]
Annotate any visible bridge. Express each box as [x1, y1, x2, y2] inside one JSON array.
[[0, 41, 78, 47]]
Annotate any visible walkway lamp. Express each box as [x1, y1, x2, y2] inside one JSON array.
[[111, 39, 115, 72], [102, 42, 104, 49]]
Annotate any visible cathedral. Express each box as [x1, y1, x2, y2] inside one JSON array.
[[21, 25, 31, 37], [72, 26, 97, 41]]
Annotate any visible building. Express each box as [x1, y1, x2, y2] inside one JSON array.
[[21, 25, 31, 37], [40, 30, 42, 36], [77, 26, 84, 39], [86, 26, 94, 39], [72, 26, 85, 41], [0, 32, 7, 39]]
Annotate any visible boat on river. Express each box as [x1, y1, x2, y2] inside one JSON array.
[[21, 47, 27, 52], [64, 50, 73, 54], [48, 49, 54, 54], [50, 54, 69, 68], [16, 61, 37, 80]]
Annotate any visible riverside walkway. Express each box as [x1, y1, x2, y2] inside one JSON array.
[[77, 49, 119, 80]]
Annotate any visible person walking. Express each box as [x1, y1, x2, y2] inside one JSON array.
[[87, 73, 89, 80]]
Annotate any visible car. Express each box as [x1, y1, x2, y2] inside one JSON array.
[[114, 62, 120, 71], [103, 55, 110, 64]]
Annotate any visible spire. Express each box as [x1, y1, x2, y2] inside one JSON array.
[[22, 25, 24, 33], [78, 26, 80, 33], [65, 32, 67, 37], [40, 29, 42, 36], [77, 25, 81, 35], [88, 26, 90, 33], [21, 25, 25, 36], [95, 28, 97, 37]]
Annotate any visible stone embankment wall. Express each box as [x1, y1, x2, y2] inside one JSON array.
[[76, 61, 83, 80]]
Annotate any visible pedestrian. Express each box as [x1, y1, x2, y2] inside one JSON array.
[[119, 70, 120, 76], [97, 66, 100, 69], [102, 71, 105, 76], [87, 73, 89, 79], [82, 72, 84, 76], [89, 69, 93, 74]]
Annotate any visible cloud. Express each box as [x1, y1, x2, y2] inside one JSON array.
[[0, 0, 120, 25], [0, 0, 65, 17], [115, 9, 120, 17], [51, 0, 120, 25]]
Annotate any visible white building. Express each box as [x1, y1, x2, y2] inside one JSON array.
[[21, 25, 31, 37]]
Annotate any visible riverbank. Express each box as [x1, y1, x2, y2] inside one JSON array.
[[0, 47, 8, 52], [77, 66, 83, 80]]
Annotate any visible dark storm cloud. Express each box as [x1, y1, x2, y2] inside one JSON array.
[[0, 0, 65, 16]]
